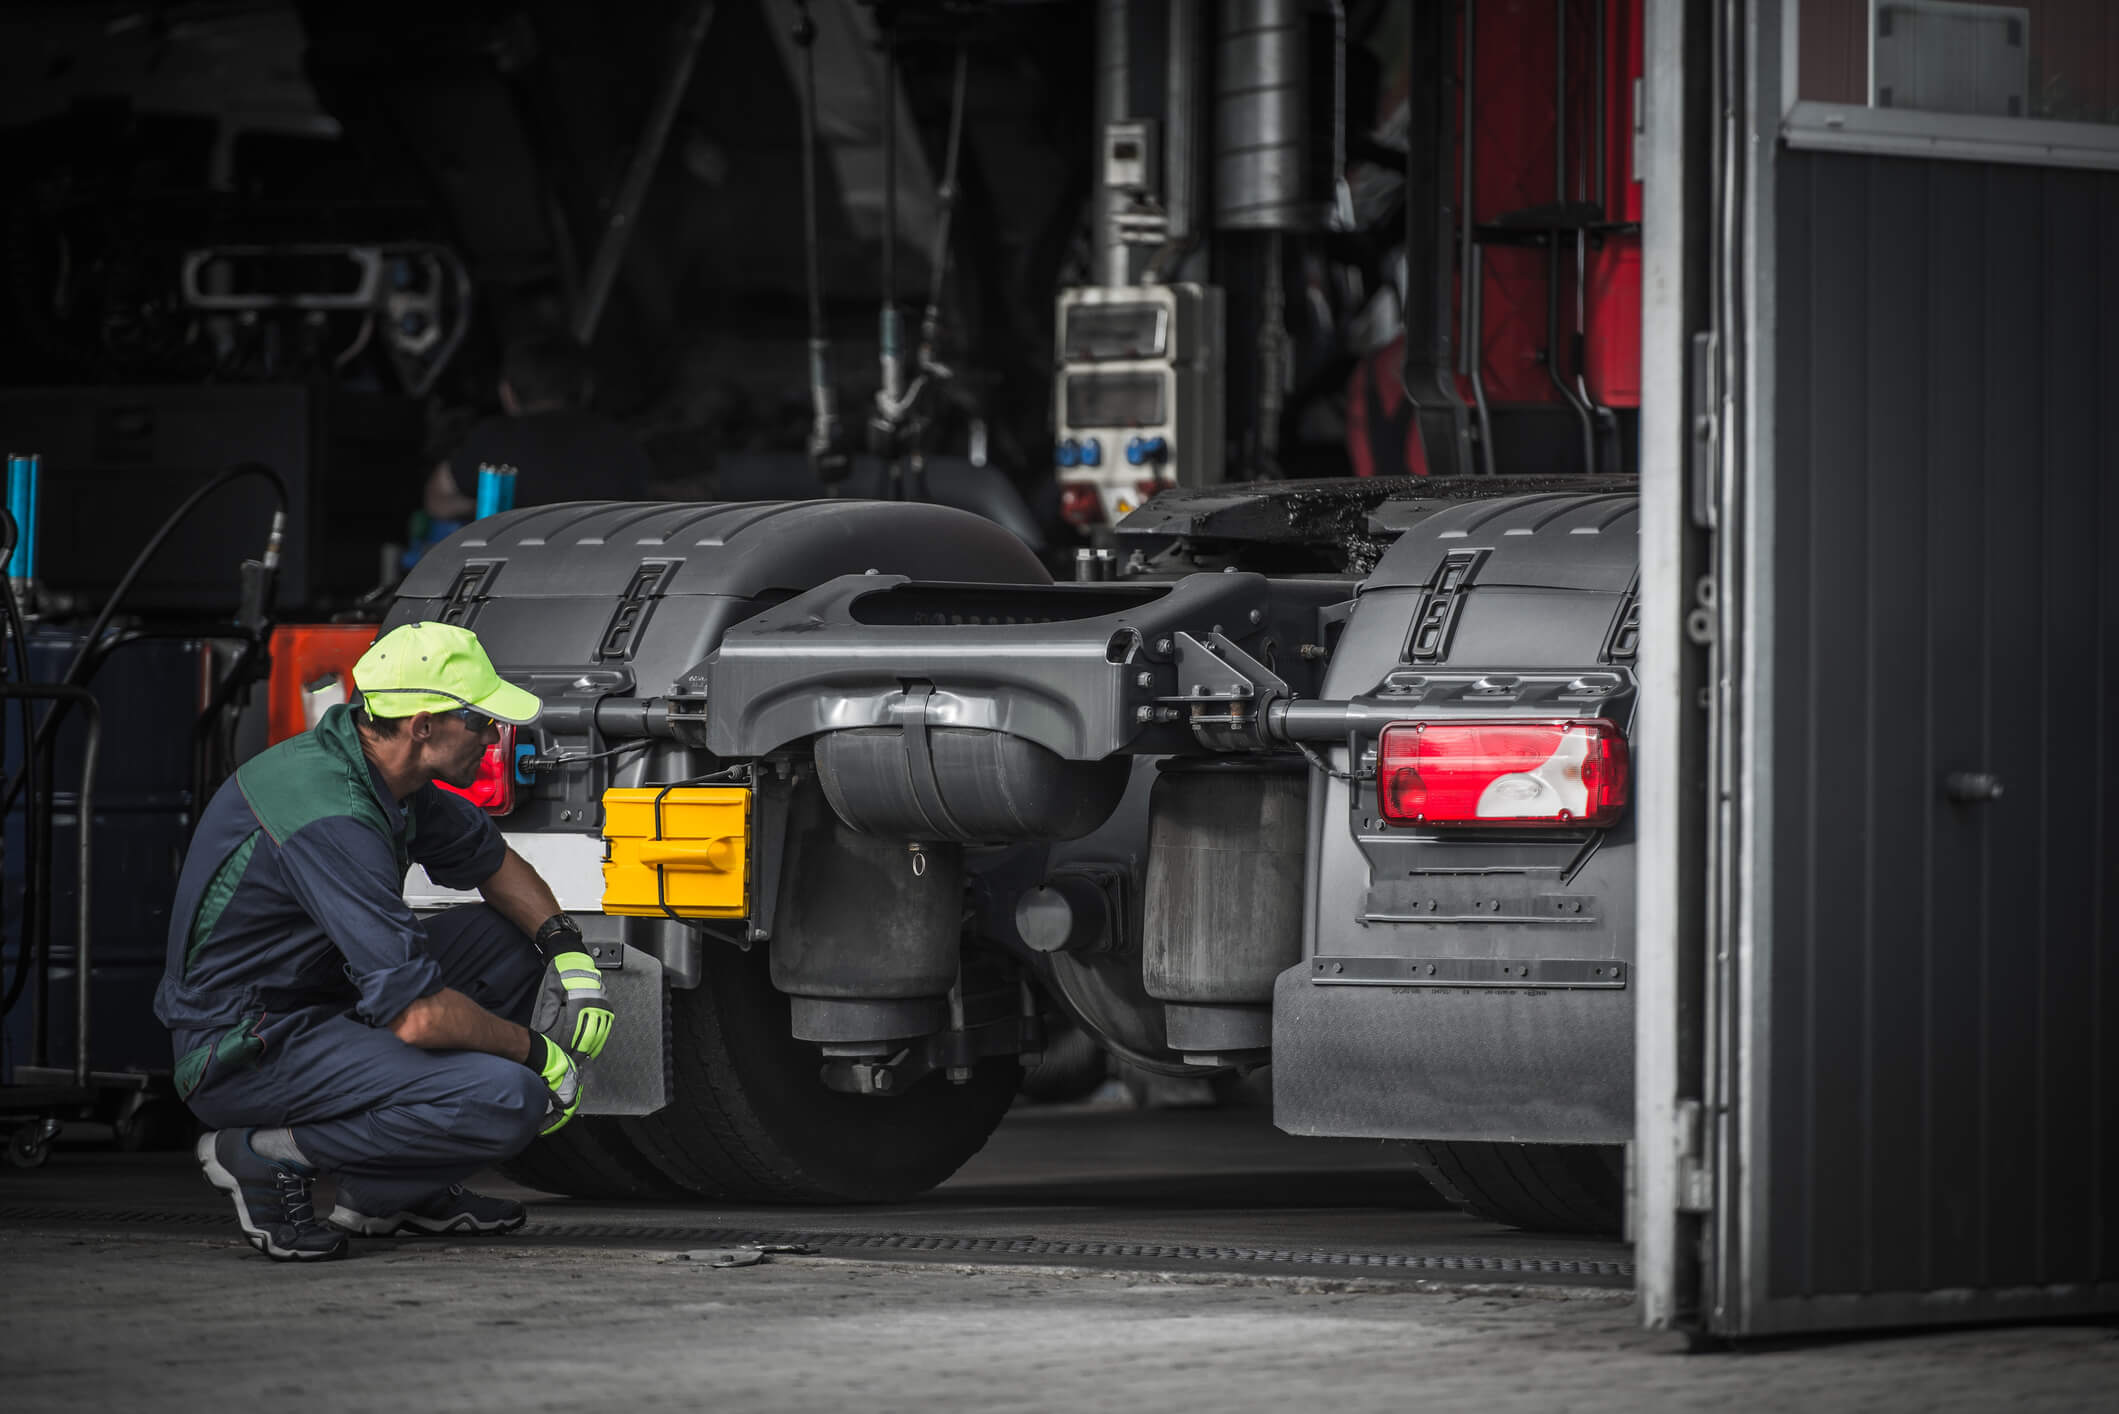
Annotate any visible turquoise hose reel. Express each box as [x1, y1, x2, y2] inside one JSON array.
[[5, 452, 38, 582]]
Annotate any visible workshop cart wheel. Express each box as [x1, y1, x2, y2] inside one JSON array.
[[1405, 1140, 1626, 1236], [618, 939, 1019, 1203], [6, 1118, 60, 1170]]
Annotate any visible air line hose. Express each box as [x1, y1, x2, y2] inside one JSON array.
[[0, 507, 41, 1018], [0, 460, 287, 821]]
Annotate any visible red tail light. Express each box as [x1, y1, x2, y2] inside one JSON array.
[[437, 725, 517, 815], [1060, 482, 1106, 527], [1378, 719, 1627, 827]]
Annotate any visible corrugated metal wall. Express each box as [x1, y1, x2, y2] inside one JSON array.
[[1766, 149, 2119, 1299]]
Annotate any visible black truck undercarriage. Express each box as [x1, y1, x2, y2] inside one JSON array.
[[389, 477, 1640, 1233]]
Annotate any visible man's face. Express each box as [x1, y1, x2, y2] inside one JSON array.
[[422, 710, 499, 788]]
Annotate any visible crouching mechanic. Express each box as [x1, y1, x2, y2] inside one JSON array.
[[155, 621, 616, 1261]]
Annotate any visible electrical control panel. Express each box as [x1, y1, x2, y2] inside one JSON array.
[[1053, 282, 1224, 528]]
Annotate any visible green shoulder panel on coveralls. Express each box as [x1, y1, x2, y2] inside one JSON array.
[[234, 704, 406, 866]]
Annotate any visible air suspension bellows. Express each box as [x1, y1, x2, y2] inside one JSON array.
[[1141, 757, 1309, 1056], [769, 781, 965, 1046]]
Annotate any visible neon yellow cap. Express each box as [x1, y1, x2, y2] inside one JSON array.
[[352, 622, 541, 724]]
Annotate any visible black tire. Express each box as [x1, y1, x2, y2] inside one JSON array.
[[497, 1116, 695, 1201], [620, 939, 1019, 1203], [1406, 1141, 1626, 1236], [497, 983, 694, 1201]]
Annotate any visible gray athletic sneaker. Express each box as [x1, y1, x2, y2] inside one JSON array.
[[196, 1129, 349, 1262], [329, 1183, 527, 1237]]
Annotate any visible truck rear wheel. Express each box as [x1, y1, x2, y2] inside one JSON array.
[[618, 937, 1020, 1203], [1406, 1141, 1625, 1236], [498, 1117, 694, 1201]]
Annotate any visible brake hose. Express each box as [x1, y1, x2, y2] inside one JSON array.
[[874, 30, 972, 504], [912, 39, 971, 380], [793, 1, 845, 482], [0, 460, 287, 820]]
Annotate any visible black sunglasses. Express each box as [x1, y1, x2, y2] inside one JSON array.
[[448, 706, 498, 733]]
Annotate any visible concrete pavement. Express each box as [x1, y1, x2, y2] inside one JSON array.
[[3, 1104, 2114, 1412]]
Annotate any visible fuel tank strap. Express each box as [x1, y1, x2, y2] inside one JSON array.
[[887, 684, 966, 840]]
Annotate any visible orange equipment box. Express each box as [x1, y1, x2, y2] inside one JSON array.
[[266, 623, 378, 744]]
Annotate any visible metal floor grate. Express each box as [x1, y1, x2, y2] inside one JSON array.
[[0, 1205, 1634, 1279]]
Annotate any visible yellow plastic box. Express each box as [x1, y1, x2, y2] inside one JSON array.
[[600, 786, 750, 919]]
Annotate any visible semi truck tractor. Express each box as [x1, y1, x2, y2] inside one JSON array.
[[390, 475, 1640, 1234]]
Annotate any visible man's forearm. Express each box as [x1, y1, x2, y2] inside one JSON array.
[[389, 987, 531, 1062], [478, 847, 565, 943]]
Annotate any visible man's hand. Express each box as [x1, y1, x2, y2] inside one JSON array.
[[524, 1032, 583, 1135], [532, 914, 616, 1060], [546, 951, 615, 1060]]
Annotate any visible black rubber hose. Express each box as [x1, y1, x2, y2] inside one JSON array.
[[55, 687, 97, 1084], [0, 508, 39, 1018], [0, 685, 96, 1048], [0, 460, 287, 820]]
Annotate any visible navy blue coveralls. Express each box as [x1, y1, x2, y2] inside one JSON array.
[[156, 704, 547, 1212]]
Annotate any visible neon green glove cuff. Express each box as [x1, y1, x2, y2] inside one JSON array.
[[523, 1033, 583, 1135]]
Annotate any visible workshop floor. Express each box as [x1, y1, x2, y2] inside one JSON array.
[[4, 1102, 2115, 1413]]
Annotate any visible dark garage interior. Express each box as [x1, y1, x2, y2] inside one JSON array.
[[1, 1, 2115, 1408]]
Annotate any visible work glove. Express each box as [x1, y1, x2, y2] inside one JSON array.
[[524, 1031, 583, 1136], [535, 952, 616, 1060], [533, 914, 616, 1061]]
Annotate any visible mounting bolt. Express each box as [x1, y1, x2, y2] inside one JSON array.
[[1155, 637, 1173, 655], [1135, 705, 1156, 723], [1136, 671, 1154, 688], [1248, 608, 1263, 625]]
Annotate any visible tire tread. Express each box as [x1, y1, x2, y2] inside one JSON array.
[[1406, 1140, 1625, 1236]]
